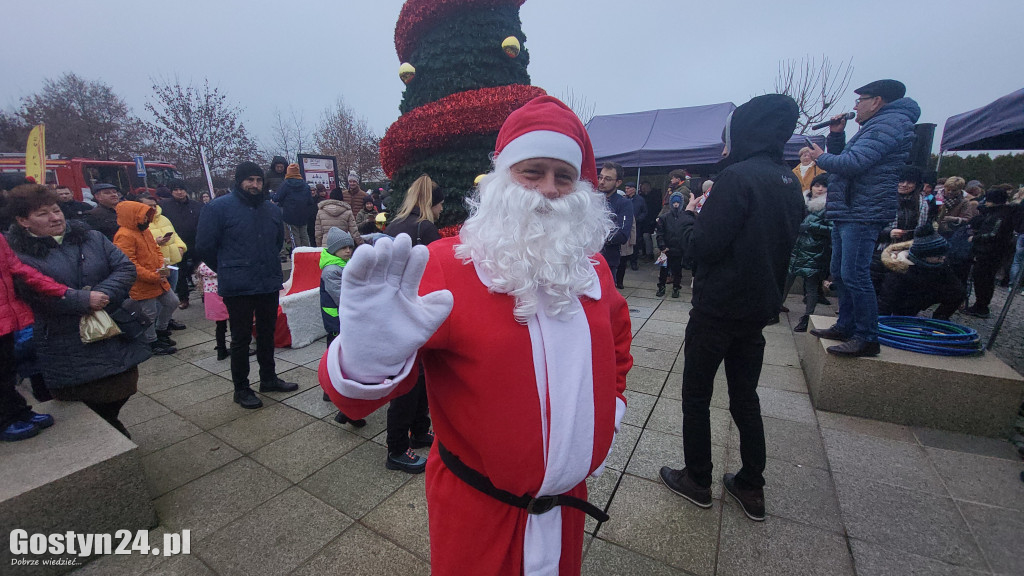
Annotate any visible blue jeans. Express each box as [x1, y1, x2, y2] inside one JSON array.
[[1010, 234, 1024, 288], [830, 222, 885, 341]]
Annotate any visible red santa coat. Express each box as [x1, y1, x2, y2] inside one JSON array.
[[320, 236, 632, 575]]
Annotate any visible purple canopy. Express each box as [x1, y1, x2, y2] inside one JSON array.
[[587, 102, 824, 167], [940, 88, 1024, 152]]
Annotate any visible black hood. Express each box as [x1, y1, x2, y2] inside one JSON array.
[[270, 156, 288, 174], [718, 94, 799, 169]]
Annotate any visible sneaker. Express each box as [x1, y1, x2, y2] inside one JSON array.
[[334, 411, 366, 427], [259, 377, 299, 393], [233, 388, 263, 409], [827, 338, 881, 357], [723, 473, 765, 521], [156, 330, 177, 346], [2, 420, 39, 442], [23, 412, 54, 429], [659, 467, 712, 508], [963, 305, 991, 319], [793, 315, 809, 333], [167, 319, 187, 331], [386, 448, 427, 474], [809, 325, 850, 341], [671, 288, 681, 298], [150, 341, 177, 355], [656, 286, 666, 297], [410, 430, 434, 448]]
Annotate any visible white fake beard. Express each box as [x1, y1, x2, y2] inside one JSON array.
[[455, 171, 614, 323]]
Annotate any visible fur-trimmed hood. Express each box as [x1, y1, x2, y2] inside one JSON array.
[[881, 239, 914, 273], [6, 220, 93, 260]]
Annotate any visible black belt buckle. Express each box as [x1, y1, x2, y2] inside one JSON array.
[[526, 495, 558, 515]]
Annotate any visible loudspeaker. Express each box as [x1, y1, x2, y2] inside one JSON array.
[[908, 123, 935, 169]]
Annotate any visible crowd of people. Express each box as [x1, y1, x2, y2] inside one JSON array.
[[3, 75, 1024, 575], [0, 155, 391, 442]]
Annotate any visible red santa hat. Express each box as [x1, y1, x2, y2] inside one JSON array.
[[494, 95, 598, 187]]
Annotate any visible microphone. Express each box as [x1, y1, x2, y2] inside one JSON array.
[[811, 112, 855, 131]]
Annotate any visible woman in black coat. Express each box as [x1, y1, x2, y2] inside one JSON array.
[[379, 174, 445, 473], [6, 184, 150, 437]]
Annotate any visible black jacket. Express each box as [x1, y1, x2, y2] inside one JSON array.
[[681, 94, 805, 326], [656, 206, 688, 254], [194, 187, 285, 297], [59, 200, 93, 221], [970, 204, 1016, 259], [84, 204, 119, 241], [264, 156, 288, 195], [6, 221, 150, 389], [386, 207, 440, 247], [159, 196, 203, 248]]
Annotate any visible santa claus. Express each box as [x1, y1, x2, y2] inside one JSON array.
[[320, 95, 632, 575]]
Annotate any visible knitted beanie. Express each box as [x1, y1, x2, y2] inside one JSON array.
[[908, 225, 947, 267], [325, 227, 354, 255], [669, 192, 683, 205], [234, 162, 264, 186], [285, 164, 302, 179]]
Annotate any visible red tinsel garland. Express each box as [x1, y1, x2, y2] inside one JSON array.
[[438, 224, 463, 238], [395, 0, 526, 63], [379, 84, 546, 177]]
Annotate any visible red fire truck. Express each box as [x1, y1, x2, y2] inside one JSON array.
[[0, 154, 182, 202]]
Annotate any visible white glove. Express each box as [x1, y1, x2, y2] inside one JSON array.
[[337, 234, 454, 383]]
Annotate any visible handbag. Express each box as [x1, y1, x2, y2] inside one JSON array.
[[110, 302, 152, 341], [80, 309, 122, 343]]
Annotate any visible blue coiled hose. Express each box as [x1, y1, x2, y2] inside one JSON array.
[[877, 316, 983, 356]]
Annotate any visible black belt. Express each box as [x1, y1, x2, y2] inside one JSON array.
[[436, 440, 610, 523]]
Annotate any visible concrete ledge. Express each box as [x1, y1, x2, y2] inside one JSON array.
[[796, 315, 1024, 438], [0, 400, 157, 575]]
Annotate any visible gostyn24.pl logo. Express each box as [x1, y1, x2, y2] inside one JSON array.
[[10, 529, 190, 565]]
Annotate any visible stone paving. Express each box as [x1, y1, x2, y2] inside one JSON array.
[[64, 262, 1023, 576]]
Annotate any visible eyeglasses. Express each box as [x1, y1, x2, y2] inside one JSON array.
[[854, 96, 877, 105]]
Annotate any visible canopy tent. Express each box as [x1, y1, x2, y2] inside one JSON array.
[[586, 102, 824, 169], [940, 88, 1024, 152]]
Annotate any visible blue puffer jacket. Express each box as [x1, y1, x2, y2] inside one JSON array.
[[272, 178, 317, 226], [194, 187, 284, 297], [815, 98, 921, 223]]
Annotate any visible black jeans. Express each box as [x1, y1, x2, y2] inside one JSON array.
[[215, 320, 227, 349], [0, 333, 32, 429], [175, 251, 195, 303], [682, 314, 767, 489], [386, 369, 430, 455], [972, 254, 1001, 310], [223, 292, 279, 391], [783, 273, 822, 317], [657, 251, 684, 290]]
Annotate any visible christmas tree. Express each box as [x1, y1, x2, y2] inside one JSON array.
[[379, 0, 546, 228]]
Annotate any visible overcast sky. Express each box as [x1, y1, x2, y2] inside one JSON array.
[[2, 0, 1021, 156]]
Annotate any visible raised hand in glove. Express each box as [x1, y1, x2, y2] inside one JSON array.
[[337, 234, 454, 383]]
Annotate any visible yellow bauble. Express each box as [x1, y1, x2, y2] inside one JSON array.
[[502, 36, 521, 58], [473, 174, 486, 186], [399, 62, 416, 84]]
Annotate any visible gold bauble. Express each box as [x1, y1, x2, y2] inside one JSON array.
[[399, 62, 416, 84], [501, 36, 521, 58]]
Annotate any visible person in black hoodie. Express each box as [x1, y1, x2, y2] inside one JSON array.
[[659, 94, 804, 523], [264, 156, 289, 195], [964, 188, 1016, 317]]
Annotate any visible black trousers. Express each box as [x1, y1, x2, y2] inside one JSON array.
[[657, 251, 684, 289], [386, 368, 430, 455], [0, 333, 32, 429], [972, 254, 1001, 310], [175, 251, 195, 302], [85, 397, 131, 437], [223, 292, 279, 390], [682, 314, 767, 489], [215, 320, 227, 349]]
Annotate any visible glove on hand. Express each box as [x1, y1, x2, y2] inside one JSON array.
[[337, 234, 454, 383]]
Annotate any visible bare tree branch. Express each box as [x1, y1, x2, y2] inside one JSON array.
[[558, 87, 597, 126], [774, 56, 854, 134], [313, 98, 383, 183]]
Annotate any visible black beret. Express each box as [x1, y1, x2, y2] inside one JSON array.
[[854, 79, 906, 102]]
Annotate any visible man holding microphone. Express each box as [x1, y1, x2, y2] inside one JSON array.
[[807, 79, 920, 357]]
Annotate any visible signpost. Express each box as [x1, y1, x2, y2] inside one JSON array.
[[134, 155, 148, 191]]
